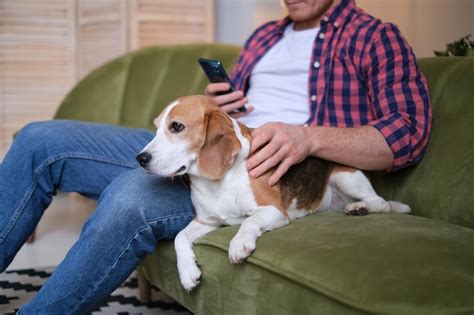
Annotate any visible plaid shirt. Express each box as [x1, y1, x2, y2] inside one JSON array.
[[230, 0, 431, 171]]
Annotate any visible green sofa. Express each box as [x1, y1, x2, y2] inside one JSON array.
[[55, 44, 474, 314]]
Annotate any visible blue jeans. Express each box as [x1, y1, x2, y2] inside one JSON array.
[[0, 120, 195, 314]]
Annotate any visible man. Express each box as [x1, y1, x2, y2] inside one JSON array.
[[0, 0, 430, 313], [209, 0, 430, 184]]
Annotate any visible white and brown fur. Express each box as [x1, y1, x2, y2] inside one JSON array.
[[138, 95, 410, 292]]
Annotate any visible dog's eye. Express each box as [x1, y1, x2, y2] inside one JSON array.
[[169, 121, 185, 133]]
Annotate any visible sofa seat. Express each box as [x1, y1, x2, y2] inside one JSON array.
[[51, 44, 474, 314], [140, 212, 474, 314]]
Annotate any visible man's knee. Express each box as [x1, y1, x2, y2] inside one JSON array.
[[16, 120, 71, 143], [88, 169, 194, 236], [13, 120, 78, 161]]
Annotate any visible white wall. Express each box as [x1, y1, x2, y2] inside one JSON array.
[[215, 0, 474, 58], [215, 0, 285, 45], [358, 0, 474, 57]]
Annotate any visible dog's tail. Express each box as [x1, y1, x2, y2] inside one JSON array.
[[388, 201, 411, 214]]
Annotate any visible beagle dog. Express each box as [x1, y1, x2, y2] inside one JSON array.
[[137, 95, 410, 292]]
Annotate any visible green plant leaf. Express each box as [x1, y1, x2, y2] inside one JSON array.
[[434, 50, 449, 57], [435, 34, 473, 57]]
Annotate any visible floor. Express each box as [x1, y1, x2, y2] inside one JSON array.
[[7, 193, 97, 271], [4, 194, 192, 313], [1, 266, 191, 314]]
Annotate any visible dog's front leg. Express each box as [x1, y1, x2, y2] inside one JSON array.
[[175, 219, 219, 292], [229, 206, 289, 263]]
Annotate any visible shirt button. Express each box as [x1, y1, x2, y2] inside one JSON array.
[[311, 95, 317, 102], [313, 61, 320, 68], [319, 33, 325, 40], [334, 22, 339, 28], [323, 16, 329, 22]]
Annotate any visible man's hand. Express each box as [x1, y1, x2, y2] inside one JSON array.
[[247, 123, 312, 186], [204, 83, 253, 119]]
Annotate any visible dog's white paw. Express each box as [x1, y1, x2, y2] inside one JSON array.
[[229, 234, 256, 264], [178, 260, 202, 292]]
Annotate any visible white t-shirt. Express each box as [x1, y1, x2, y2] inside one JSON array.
[[238, 23, 320, 128]]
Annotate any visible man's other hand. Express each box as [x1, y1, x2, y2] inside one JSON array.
[[247, 123, 312, 186]]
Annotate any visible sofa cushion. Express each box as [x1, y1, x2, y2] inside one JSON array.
[[54, 44, 241, 131], [140, 212, 474, 314]]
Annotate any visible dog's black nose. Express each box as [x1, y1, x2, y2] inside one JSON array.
[[136, 152, 152, 167]]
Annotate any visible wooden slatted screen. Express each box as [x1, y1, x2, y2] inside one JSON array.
[[0, 0, 76, 160], [76, 0, 127, 79], [0, 0, 214, 160], [131, 0, 214, 49]]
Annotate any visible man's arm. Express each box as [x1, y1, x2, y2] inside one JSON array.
[[306, 126, 393, 170], [247, 123, 393, 186], [363, 23, 432, 171]]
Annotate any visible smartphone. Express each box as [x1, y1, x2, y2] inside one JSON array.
[[198, 58, 247, 112]]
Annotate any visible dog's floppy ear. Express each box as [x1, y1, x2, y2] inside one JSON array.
[[197, 110, 241, 180]]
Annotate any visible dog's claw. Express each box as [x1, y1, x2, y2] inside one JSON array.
[[346, 207, 368, 216]]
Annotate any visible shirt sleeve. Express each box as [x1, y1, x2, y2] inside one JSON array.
[[365, 23, 432, 171]]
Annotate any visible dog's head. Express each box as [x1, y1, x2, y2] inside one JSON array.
[[137, 95, 242, 180]]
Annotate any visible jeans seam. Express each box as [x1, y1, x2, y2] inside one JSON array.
[[71, 213, 195, 313], [0, 182, 37, 244], [34, 152, 137, 176]]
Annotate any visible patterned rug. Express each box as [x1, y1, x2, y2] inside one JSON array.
[[0, 266, 191, 314]]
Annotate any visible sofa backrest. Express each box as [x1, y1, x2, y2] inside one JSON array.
[[55, 44, 241, 131], [55, 45, 474, 229], [371, 57, 474, 229]]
